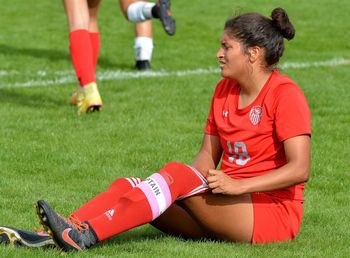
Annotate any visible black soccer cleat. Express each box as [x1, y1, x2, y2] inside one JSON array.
[[156, 0, 176, 36], [36, 200, 98, 252], [0, 226, 55, 248], [135, 60, 151, 71]]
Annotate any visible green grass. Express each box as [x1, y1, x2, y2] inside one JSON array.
[[0, 0, 349, 257]]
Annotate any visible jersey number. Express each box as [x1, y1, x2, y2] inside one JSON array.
[[227, 141, 250, 166]]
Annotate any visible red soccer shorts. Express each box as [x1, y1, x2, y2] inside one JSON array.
[[250, 192, 304, 244]]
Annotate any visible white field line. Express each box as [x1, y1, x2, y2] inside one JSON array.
[[0, 58, 349, 89]]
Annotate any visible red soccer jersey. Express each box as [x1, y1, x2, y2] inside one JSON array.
[[205, 70, 311, 201]]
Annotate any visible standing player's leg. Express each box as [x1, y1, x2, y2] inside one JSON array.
[[87, 0, 101, 73], [36, 162, 209, 251], [134, 21, 153, 70], [120, 0, 175, 36], [64, 0, 102, 114]]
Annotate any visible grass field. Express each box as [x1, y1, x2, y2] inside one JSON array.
[[1, 0, 349, 257]]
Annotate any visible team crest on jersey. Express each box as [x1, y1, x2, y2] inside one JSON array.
[[249, 106, 262, 125]]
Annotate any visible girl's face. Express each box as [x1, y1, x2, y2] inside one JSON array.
[[216, 31, 249, 80]]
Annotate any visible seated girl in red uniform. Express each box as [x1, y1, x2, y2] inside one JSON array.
[[0, 7, 311, 251]]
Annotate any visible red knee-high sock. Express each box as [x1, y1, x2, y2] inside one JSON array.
[[89, 32, 100, 73], [69, 29, 96, 86], [87, 162, 208, 241], [72, 177, 142, 221]]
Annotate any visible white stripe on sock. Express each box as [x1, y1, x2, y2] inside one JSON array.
[[125, 177, 136, 188]]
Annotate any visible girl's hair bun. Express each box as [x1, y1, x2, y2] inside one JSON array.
[[271, 7, 295, 40]]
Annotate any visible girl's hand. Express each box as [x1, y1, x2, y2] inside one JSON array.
[[207, 169, 243, 195]]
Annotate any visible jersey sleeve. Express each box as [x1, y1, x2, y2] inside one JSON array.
[[274, 83, 311, 141]]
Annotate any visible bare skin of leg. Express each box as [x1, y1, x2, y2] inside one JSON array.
[[63, 0, 89, 31], [151, 204, 209, 239], [62, 0, 102, 32], [88, 0, 102, 32], [135, 20, 152, 38], [152, 192, 254, 243]]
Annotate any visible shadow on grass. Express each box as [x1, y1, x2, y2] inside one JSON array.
[[0, 44, 130, 70], [0, 88, 66, 109], [106, 229, 167, 244], [103, 226, 215, 247]]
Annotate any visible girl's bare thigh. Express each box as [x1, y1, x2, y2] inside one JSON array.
[[152, 192, 254, 243]]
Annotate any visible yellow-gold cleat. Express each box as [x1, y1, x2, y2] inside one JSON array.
[[73, 82, 102, 114]]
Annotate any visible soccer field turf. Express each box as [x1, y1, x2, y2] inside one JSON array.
[[0, 0, 349, 257]]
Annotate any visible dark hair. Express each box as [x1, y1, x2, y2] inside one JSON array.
[[224, 7, 295, 68]]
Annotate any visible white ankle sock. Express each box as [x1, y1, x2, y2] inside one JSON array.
[[134, 37, 153, 61]]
